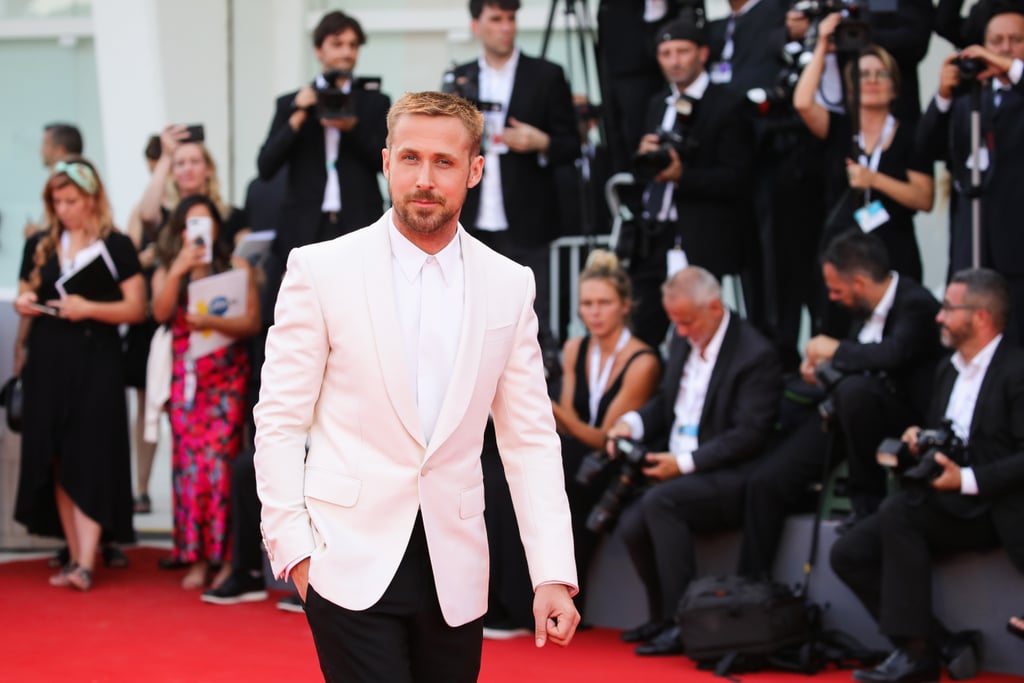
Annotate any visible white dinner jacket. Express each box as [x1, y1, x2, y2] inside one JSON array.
[[253, 211, 577, 627]]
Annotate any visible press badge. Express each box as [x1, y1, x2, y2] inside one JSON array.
[[710, 62, 733, 84], [676, 424, 699, 454], [854, 200, 890, 233], [667, 246, 689, 277]]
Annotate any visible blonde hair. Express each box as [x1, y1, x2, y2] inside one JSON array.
[[165, 142, 231, 219], [386, 91, 485, 157], [581, 249, 632, 304], [32, 157, 115, 291]]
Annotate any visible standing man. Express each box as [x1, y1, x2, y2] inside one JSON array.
[[25, 122, 83, 238], [629, 17, 755, 348], [449, 0, 579, 348], [254, 92, 580, 682], [917, 10, 1024, 342], [257, 10, 389, 298], [832, 269, 1024, 683]]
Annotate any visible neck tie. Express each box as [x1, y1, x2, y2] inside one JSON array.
[[418, 257, 446, 441], [322, 127, 342, 212]]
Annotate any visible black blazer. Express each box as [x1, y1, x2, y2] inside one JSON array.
[[706, 0, 790, 96], [916, 76, 1024, 276], [926, 339, 1024, 572], [639, 83, 755, 278], [452, 53, 579, 246], [257, 85, 390, 258], [830, 276, 944, 418], [637, 314, 781, 472]]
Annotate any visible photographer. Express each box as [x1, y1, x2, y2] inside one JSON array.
[[628, 17, 755, 348], [256, 10, 389, 287], [605, 266, 781, 655], [916, 10, 1024, 343], [831, 269, 1024, 683], [787, 231, 944, 534]]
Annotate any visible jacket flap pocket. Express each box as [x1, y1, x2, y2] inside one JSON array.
[[459, 483, 486, 519], [304, 467, 362, 508]]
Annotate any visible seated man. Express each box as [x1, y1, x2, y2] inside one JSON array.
[[832, 269, 1024, 683], [607, 266, 781, 655], [739, 230, 945, 578]]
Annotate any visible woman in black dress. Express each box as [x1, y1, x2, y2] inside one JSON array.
[[551, 249, 662, 613], [13, 158, 146, 590]]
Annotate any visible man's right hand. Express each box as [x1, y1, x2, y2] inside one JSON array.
[[290, 557, 310, 602], [938, 53, 962, 100], [606, 421, 632, 457], [289, 85, 318, 131]]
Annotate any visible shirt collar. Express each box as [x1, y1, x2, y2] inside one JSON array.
[[698, 308, 730, 362], [388, 214, 462, 286], [670, 70, 710, 101], [951, 333, 1003, 375], [869, 271, 899, 325], [478, 47, 520, 77]]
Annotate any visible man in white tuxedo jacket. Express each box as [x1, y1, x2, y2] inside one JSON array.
[[254, 91, 579, 682]]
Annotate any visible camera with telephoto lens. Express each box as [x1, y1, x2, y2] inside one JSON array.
[[876, 418, 966, 482], [582, 437, 652, 534], [315, 70, 381, 120], [633, 129, 689, 181]]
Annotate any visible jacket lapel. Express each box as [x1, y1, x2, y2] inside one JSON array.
[[700, 316, 736, 430], [425, 228, 486, 457], [363, 215, 426, 448]]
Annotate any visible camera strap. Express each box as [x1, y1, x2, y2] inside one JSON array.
[[856, 113, 895, 204], [588, 328, 631, 425]]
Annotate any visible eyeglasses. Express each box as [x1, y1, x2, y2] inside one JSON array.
[[859, 70, 892, 82], [939, 302, 980, 313]]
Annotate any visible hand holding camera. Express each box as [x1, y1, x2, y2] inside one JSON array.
[[876, 418, 966, 485]]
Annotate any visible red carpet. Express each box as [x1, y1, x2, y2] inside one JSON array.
[[1, 547, 1017, 682]]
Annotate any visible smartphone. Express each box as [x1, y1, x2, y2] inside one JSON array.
[[185, 216, 213, 264], [182, 124, 205, 143], [28, 302, 60, 316]]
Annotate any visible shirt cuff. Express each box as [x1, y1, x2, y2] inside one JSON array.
[[960, 467, 979, 495], [620, 411, 645, 442], [934, 93, 953, 113], [1009, 58, 1023, 86], [676, 452, 695, 475]]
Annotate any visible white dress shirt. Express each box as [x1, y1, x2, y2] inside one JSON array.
[[857, 272, 899, 344], [389, 219, 465, 442], [945, 334, 1003, 495], [653, 71, 711, 222], [315, 73, 352, 213], [475, 49, 520, 231]]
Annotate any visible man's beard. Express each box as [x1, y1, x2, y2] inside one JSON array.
[[940, 322, 971, 350], [393, 190, 458, 236]]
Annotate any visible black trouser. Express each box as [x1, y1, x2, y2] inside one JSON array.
[[619, 462, 753, 621], [304, 514, 484, 683], [229, 449, 263, 574], [830, 491, 999, 641], [739, 416, 828, 578]]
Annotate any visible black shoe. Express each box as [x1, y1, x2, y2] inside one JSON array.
[[852, 648, 940, 683], [635, 625, 684, 656], [47, 546, 71, 569], [621, 619, 669, 643], [201, 570, 268, 605], [277, 594, 304, 613], [942, 630, 981, 681], [157, 556, 189, 570]]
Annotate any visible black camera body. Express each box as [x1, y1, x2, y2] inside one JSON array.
[[953, 55, 984, 82], [315, 70, 381, 120], [579, 437, 652, 534], [876, 418, 966, 482], [813, 360, 847, 427]]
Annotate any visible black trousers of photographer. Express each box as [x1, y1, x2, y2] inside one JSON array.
[[619, 460, 756, 622], [830, 490, 1000, 641], [830, 374, 920, 517]]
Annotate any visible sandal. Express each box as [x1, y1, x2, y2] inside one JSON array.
[[1008, 616, 1024, 640], [48, 562, 78, 587], [133, 494, 152, 514], [67, 566, 93, 591], [102, 544, 129, 569]]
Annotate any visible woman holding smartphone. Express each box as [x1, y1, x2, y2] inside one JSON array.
[[13, 158, 146, 591], [151, 195, 260, 589]]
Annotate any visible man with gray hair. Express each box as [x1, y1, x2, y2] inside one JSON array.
[[606, 265, 782, 655]]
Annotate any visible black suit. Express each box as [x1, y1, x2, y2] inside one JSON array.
[[831, 338, 1024, 640], [257, 85, 390, 259], [630, 82, 756, 347], [739, 276, 945, 577], [619, 314, 781, 621], [917, 73, 1024, 341]]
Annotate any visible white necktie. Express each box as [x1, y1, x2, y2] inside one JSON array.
[[418, 257, 447, 441], [321, 127, 342, 212]]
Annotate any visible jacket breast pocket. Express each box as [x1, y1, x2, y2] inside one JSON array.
[[304, 467, 362, 508]]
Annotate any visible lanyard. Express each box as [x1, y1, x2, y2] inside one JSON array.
[[857, 113, 895, 204], [588, 328, 631, 426]]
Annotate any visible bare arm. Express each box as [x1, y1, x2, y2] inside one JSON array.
[[793, 13, 841, 140], [848, 164, 934, 212]]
